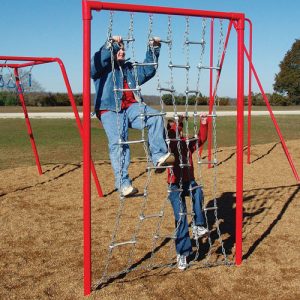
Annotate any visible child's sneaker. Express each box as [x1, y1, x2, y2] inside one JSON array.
[[192, 225, 209, 239], [176, 254, 188, 270], [155, 152, 175, 173], [121, 185, 138, 197]]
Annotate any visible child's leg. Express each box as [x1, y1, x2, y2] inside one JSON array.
[[169, 184, 192, 256], [190, 180, 205, 226]]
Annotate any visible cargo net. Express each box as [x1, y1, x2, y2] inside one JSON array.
[[93, 12, 232, 290]]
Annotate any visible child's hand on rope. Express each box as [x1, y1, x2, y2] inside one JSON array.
[[112, 35, 123, 44], [199, 113, 208, 125], [149, 36, 161, 47]]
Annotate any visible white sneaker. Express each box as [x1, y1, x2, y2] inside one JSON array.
[[177, 254, 188, 270], [155, 152, 175, 173], [192, 225, 209, 239], [121, 185, 138, 197]]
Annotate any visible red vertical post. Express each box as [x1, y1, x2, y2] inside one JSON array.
[[14, 68, 43, 175], [235, 17, 245, 266], [246, 19, 253, 164], [207, 18, 214, 168], [82, 0, 92, 296]]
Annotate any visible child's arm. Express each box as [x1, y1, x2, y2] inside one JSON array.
[[91, 36, 123, 80], [189, 113, 208, 152]]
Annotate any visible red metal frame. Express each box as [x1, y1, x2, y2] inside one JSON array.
[[0, 56, 103, 197], [82, 0, 245, 296], [245, 18, 253, 164]]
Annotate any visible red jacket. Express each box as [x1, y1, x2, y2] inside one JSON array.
[[167, 123, 208, 183]]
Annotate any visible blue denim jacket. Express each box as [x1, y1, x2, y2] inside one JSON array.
[[91, 41, 160, 112]]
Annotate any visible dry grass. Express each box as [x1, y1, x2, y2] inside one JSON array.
[[1, 140, 300, 299]]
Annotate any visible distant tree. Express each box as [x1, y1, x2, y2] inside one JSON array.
[[273, 39, 300, 104], [162, 93, 173, 105]]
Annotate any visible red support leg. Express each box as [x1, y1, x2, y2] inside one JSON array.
[[14, 68, 43, 175], [56, 59, 103, 197], [244, 46, 300, 183]]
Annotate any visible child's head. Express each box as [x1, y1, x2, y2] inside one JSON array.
[[167, 118, 183, 138]]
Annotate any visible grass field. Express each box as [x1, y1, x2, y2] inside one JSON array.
[[0, 115, 299, 170], [1, 104, 300, 113]]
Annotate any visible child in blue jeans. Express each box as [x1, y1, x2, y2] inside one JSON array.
[[167, 113, 208, 270]]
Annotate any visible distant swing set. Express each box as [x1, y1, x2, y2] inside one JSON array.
[[0, 56, 103, 197], [81, 0, 299, 296]]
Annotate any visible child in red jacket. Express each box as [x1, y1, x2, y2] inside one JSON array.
[[167, 113, 209, 270]]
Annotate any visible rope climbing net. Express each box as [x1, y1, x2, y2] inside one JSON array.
[[82, 1, 247, 296], [90, 9, 233, 290]]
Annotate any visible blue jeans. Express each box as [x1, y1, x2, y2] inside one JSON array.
[[168, 180, 205, 256], [100, 103, 167, 190]]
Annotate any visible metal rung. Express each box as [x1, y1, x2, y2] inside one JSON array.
[[185, 40, 205, 45], [167, 188, 183, 193], [139, 112, 166, 118], [154, 234, 176, 240], [197, 65, 221, 70], [109, 38, 135, 43], [204, 206, 218, 211], [193, 112, 217, 118], [150, 38, 171, 44], [158, 87, 175, 93], [132, 62, 158, 67], [139, 212, 163, 220], [185, 90, 199, 94], [189, 185, 202, 192], [179, 163, 191, 168], [118, 139, 146, 145], [179, 212, 195, 216], [109, 240, 136, 249], [169, 64, 190, 69], [185, 137, 198, 143], [198, 159, 218, 165], [147, 165, 173, 171], [114, 87, 141, 92]]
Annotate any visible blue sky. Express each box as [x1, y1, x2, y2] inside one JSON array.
[[1, 0, 299, 97]]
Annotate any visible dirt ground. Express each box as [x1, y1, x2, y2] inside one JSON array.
[[0, 140, 300, 300]]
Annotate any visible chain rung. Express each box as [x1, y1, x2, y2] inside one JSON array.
[[185, 40, 205, 45], [169, 64, 190, 69], [204, 206, 218, 211], [151, 38, 171, 44], [189, 185, 202, 192], [139, 212, 163, 220], [118, 139, 146, 145], [147, 165, 173, 171], [197, 65, 221, 70], [114, 87, 141, 92], [185, 90, 199, 94], [179, 212, 195, 216], [109, 240, 136, 249], [158, 87, 175, 93], [109, 37, 135, 43], [198, 159, 218, 165], [139, 112, 166, 118], [132, 62, 158, 67], [154, 234, 176, 240], [179, 163, 191, 168], [167, 188, 183, 193], [193, 112, 217, 118]]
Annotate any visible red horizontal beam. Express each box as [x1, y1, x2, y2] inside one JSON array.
[[85, 1, 244, 20]]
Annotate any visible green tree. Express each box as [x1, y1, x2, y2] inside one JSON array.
[[273, 39, 300, 104]]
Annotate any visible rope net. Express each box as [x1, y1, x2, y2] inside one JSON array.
[[92, 11, 232, 289]]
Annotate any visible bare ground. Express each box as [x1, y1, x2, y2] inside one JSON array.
[[0, 140, 300, 300]]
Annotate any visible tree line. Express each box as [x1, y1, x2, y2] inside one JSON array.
[[1, 39, 299, 107]]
